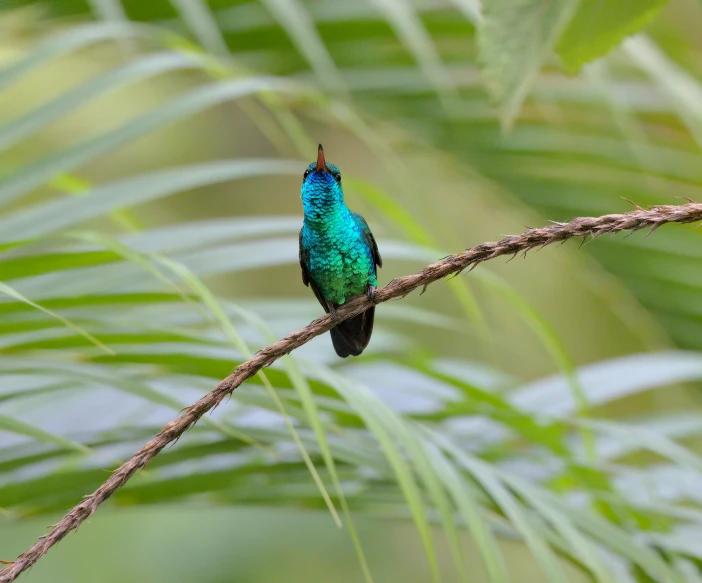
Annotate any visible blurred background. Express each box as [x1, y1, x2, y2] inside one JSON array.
[[1, 0, 702, 581]]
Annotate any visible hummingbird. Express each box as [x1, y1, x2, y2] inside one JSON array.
[[299, 144, 382, 357]]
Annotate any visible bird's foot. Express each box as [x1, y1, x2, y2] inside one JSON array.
[[327, 302, 339, 322], [366, 285, 376, 301]]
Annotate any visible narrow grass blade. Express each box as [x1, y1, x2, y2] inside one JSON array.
[[448, 0, 482, 24], [0, 281, 113, 355], [0, 22, 152, 90], [623, 35, 702, 149], [369, 0, 458, 114], [86, 0, 136, 54], [116, 216, 300, 253], [260, 0, 347, 95], [577, 418, 702, 473], [0, 415, 93, 456], [88, 0, 129, 23], [170, 0, 231, 57]]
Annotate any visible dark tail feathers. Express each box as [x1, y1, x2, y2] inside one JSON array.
[[330, 307, 375, 358]]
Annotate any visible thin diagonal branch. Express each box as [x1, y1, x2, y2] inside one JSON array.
[[3, 201, 702, 582]]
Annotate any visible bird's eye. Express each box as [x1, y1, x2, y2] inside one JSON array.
[[333, 172, 341, 183], [303, 170, 311, 179]]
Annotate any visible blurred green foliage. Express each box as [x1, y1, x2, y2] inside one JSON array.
[[1, 0, 702, 582]]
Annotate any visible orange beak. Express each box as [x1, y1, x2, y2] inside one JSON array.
[[315, 144, 327, 172]]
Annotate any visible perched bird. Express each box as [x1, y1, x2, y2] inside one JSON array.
[[299, 144, 382, 357]]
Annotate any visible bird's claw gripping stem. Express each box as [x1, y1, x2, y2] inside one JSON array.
[[366, 285, 376, 301], [327, 302, 339, 322]]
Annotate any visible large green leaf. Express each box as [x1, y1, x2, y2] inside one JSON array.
[[556, 0, 672, 71], [478, 0, 580, 128]]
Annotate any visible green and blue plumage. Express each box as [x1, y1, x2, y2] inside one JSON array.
[[299, 144, 382, 357]]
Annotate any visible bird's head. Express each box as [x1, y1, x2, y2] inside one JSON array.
[[300, 144, 344, 209]]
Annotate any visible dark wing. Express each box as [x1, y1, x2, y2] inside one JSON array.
[[299, 228, 330, 313], [351, 213, 382, 269], [299, 228, 310, 287]]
